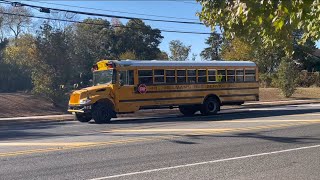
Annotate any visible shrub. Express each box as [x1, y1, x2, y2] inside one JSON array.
[[276, 57, 299, 98]]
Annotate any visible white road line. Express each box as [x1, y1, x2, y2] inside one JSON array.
[[88, 144, 320, 180]]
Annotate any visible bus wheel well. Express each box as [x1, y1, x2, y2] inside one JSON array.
[[93, 99, 115, 110], [203, 94, 221, 105]]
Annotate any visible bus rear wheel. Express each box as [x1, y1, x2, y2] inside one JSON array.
[[75, 113, 92, 122], [200, 97, 220, 115], [179, 105, 198, 116], [92, 103, 113, 124]]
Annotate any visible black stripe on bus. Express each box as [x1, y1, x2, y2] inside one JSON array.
[[220, 94, 258, 97], [119, 94, 258, 103], [139, 87, 259, 94], [119, 96, 204, 103]]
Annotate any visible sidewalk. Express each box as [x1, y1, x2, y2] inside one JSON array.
[[1, 99, 320, 125]]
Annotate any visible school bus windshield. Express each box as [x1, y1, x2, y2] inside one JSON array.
[[93, 70, 113, 86]]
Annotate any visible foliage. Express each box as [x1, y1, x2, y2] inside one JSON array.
[[221, 37, 283, 75], [293, 31, 320, 71], [119, 51, 137, 60], [259, 73, 278, 88], [297, 70, 320, 87], [156, 51, 169, 60], [221, 37, 253, 61], [198, 0, 320, 55], [276, 57, 299, 97], [31, 23, 75, 106], [200, 32, 222, 60], [169, 40, 191, 61], [0, 37, 33, 92], [120, 19, 163, 60]]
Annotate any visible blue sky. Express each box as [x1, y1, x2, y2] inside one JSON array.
[[19, 0, 211, 60], [15, 1, 320, 60]]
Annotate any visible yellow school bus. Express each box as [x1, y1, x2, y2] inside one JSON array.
[[68, 60, 259, 123]]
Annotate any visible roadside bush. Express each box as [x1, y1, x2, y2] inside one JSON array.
[[276, 57, 299, 98], [259, 73, 278, 88], [298, 70, 318, 87]]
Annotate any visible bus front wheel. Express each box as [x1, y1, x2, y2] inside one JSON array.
[[92, 103, 113, 124], [179, 105, 197, 116], [75, 113, 92, 122], [200, 97, 220, 115]]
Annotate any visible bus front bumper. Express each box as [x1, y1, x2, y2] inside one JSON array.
[[68, 105, 91, 114]]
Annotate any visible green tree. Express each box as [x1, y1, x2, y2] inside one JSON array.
[[293, 31, 320, 71], [119, 19, 163, 60], [221, 37, 253, 61], [198, 0, 320, 55], [119, 51, 137, 60], [32, 23, 75, 106], [156, 51, 169, 60], [169, 40, 191, 61], [200, 32, 222, 60]]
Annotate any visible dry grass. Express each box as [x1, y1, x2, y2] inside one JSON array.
[[260, 88, 320, 101]]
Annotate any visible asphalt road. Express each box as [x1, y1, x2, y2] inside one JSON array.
[[0, 103, 320, 180]]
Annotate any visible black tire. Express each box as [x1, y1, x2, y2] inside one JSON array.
[[75, 113, 92, 122], [92, 103, 113, 124], [200, 97, 220, 115], [179, 105, 198, 116]]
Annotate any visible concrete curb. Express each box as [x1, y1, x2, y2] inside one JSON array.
[[1, 100, 319, 125]]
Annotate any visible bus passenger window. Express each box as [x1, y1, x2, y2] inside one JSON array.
[[236, 69, 244, 82], [154, 69, 165, 83], [198, 69, 207, 83], [245, 69, 256, 82], [208, 69, 216, 82], [227, 70, 235, 82], [138, 70, 153, 84], [187, 69, 196, 83], [177, 70, 186, 83], [128, 70, 134, 85], [166, 70, 176, 83], [217, 70, 226, 82], [120, 70, 134, 85], [119, 71, 127, 85]]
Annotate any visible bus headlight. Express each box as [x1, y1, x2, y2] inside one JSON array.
[[79, 98, 91, 105]]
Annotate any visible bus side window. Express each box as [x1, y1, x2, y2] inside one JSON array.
[[187, 69, 196, 83], [154, 69, 165, 84], [119, 70, 134, 85], [217, 70, 226, 82], [227, 70, 235, 82], [166, 70, 176, 84], [128, 70, 134, 85], [236, 69, 244, 82], [245, 69, 256, 82], [138, 70, 153, 84], [198, 69, 207, 83], [208, 69, 216, 82], [177, 70, 186, 83]]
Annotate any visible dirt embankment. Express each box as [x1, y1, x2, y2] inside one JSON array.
[[0, 93, 65, 118], [0, 88, 319, 118]]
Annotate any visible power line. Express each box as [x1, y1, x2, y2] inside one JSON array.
[[0, 11, 213, 35], [23, 0, 199, 21], [0, 0, 205, 25]]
